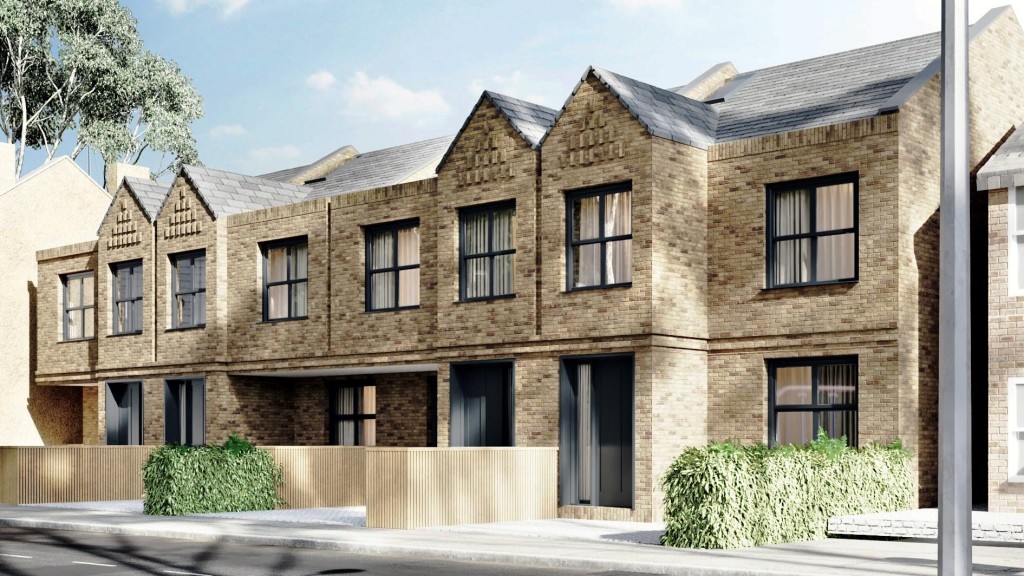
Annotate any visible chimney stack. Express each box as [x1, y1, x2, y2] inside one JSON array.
[[105, 162, 151, 197], [0, 143, 16, 192]]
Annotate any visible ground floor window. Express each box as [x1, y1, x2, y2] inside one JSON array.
[[330, 383, 376, 446], [450, 361, 514, 447], [560, 354, 633, 509], [768, 356, 857, 446], [105, 381, 142, 445], [165, 378, 205, 445], [1008, 378, 1024, 482]]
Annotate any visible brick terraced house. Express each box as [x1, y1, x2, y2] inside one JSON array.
[[32, 6, 1024, 519]]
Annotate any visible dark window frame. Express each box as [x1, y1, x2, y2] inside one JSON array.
[[62, 271, 95, 341], [765, 172, 859, 289], [110, 260, 143, 335], [364, 218, 420, 312], [767, 355, 859, 447], [565, 182, 633, 291], [260, 236, 308, 322], [459, 201, 517, 302], [170, 250, 206, 330], [328, 381, 377, 446]]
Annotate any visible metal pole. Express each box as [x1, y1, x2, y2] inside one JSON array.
[[938, 0, 972, 574]]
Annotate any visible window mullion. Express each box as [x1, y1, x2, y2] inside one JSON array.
[[599, 194, 607, 285]]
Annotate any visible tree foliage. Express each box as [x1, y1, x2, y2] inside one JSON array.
[[0, 0, 202, 177]]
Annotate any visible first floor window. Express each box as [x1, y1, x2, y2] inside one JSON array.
[[165, 378, 205, 445], [262, 237, 308, 321], [460, 203, 515, 300], [1009, 378, 1024, 481], [567, 183, 632, 289], [171, 251, 206, 328], [62, 271, 95, 340], [766, 174, 857, 287], [112, 260, 143, 334], [329, 384, 376, 446], [768, 356, 857, 446], [366, 220, 420, 311], [1009, 187, 1024, 294]]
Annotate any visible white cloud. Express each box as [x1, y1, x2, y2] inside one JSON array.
[[247, 145, 301, 163], [305, 70, 337, 91], [159, 0, 251, 18], [209, 124, 247, 138], [342, 72, 450, 122]]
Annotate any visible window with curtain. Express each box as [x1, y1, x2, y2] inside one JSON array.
[[329, 384, 376, 446], [769, 356, 857, 447], [62, 271, 95, 341], [171, 251, 206, 329], [262, 238, 308, 321], [766, 175, 857, 288], [365, 220, 420, 311], [1009, 188, 1024, 294], [111, 260, 143, 335], [1008, 378, 1024, 482], [460, 202, 516, 300], [566, 183, 632, 290]]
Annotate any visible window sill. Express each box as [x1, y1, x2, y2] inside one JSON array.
[[166, 325, 206, 332], [365, 305, 420, 314], [260, 316, 308, 324], [1009, 476, 1024, 484], [566, 282, 632, 293], [107, 331, 143, 338], [457, 294, 516, 304], [59, 337, 95, 344], [763, 279, 858, 291]]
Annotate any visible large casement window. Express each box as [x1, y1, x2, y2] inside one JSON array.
[[170, 251, 206, 329], [559, 355, 634, 508], [566, 183, 632, 290], [460, 203, 516, 300], [165, 378, 205, 445], [1008, 187, 1024, 295], [768, 357, 858, 447], [105, 381, 142, 445], [329, 383, 376, 446], [111, 260, 143, 334], [450, 361, 514, 447], [62, 272, 95, 341], [1008, 378, 1024, 482], [365, 220, 420, 311], [262, 237, 308, 321], [766, 174, 858, 288]]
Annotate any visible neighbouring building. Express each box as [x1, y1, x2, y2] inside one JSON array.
[[30, 6, 1024, 519]]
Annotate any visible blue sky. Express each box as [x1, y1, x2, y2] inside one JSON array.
[[22, 0, 1024, 181]]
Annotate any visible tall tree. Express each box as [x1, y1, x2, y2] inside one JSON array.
[[0, 0, 202, 178]]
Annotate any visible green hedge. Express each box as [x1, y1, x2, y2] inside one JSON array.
[[142, 435, 284, 516], [661, 433, 914, 549]]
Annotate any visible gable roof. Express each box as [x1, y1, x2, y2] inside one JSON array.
[[541, 66, 719, 150], [437, 91, 557, 171], [175, 165, 312, 218], [123, 177, 169, 221], [304, 135, 454, 200], [978, 124, 1024, 190]]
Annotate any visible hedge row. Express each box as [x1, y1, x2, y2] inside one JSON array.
[[661, 433, 914, 549], [142, 435, 284, 516]]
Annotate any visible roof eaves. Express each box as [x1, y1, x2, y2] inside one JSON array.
[[878, 5, 1012, 113]]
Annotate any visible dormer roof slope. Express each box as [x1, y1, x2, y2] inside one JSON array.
[[437, 91, 557, 171], [178, 165, 312, 218], [123, 177, 169, 221]]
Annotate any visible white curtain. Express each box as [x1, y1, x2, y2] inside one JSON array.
[[464, 213, 489, 298], [66, 276, 82, 339], [774, 366, 812, 445], [267, 247, 288, 319], [291, 245, 308, 317], [370, 231, 395, 309], [493, 208, 515, 296], [773, 189, 811, 285], [815, 184, 855, 281], [575, 197, 601, 287], [82, 274, 94, 338], [361, 387, 377, 447], [577, 363, 592, 503], [398, 227, 420, 307], [336, 387, 356, 446], [605, 191, 632, 284]]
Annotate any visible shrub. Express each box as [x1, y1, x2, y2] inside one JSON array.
[[661, 432, 914, 549], [142, 435, 284, 516]]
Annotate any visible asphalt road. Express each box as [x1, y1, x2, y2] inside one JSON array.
[[0, 526, 649, 576]]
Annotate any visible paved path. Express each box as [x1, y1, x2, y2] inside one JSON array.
[[35, 500, 368, 527], [3, 505, 1024, 575], [830, 508, 1024, 543]]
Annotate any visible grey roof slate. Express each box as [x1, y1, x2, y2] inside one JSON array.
[[977, 124, 1024, 190], [542, 66, 719, 150], [304, 135, 454, 200], [176, 165, 312, 217], [122, 177, 169, 221], [258, 164, 310, 183]]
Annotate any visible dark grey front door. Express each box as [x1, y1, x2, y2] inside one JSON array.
[[560, 355, 633, 508], [105, 381, 142, 445], [450, 362, 514, 447]]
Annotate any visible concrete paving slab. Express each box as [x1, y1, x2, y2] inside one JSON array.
[[830, 509, 1024, 543]]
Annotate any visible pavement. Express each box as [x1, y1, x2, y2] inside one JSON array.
[[2, 504, 1024, 575], [830, 508, 1024, 543]]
